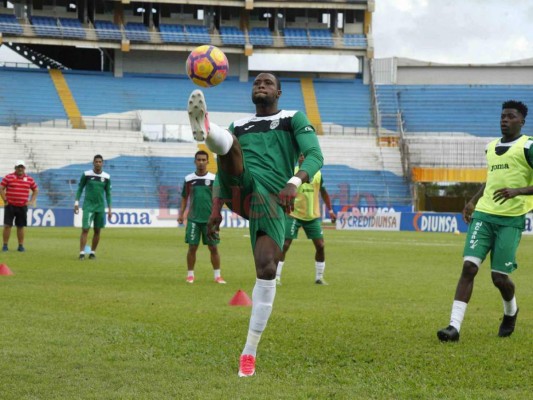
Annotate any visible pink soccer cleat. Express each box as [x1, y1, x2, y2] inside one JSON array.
[[238, 354, 256, 377]]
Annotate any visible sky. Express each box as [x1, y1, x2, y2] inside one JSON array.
[[2, 1, 533, 70]]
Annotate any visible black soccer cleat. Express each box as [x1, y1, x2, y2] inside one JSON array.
[[437, 325, 460, 342], [498, 308, 519, 337], [88, 253, 96, 260], [315, 279, 328, 285], [79, 254, 85, 260]]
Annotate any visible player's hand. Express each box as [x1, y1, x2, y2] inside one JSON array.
[[279, 183, 298, 214], [462, 201, 475, 224], [74, 205, 79, 214], [177, 216, 184, 225], [328, 209, 337, 223], [207, 212, 222, 241], [493, 187, 522, 204], [107, 209, 112, 220]]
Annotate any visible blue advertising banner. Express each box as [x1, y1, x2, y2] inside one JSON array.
[[0, 208, 74, 227], [400, 212, 468, 233]]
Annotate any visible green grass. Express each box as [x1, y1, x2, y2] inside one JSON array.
[[0, 228, 532, 399]]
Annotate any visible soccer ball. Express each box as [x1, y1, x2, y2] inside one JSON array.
[[186, 45, 229, 88]]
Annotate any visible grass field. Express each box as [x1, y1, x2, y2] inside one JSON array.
[[0, 227, 532, 399]]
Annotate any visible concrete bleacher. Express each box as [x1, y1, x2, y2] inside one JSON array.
[[0, 126, 410, 209], [376, 85, 533, 136]]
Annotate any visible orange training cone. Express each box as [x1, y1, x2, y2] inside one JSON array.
[[0, 264, 14, 276], [229, 289, 252, 306]]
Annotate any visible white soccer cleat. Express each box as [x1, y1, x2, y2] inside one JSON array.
[[188, 89, 210, 141], [238, 354, 256, 377]]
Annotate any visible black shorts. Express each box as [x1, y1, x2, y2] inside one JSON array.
[[4, 204, 28, 227]]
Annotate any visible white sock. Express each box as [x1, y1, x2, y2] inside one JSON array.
[[276, 261, 284, 278], [214, 269, 221, 279], [187, 271, 194, 278], [242, 278, 276, 357], [90, 251, 95, 255], [80, 251, 85, 255], [205, 123, 233, 156], [503, 296, 517, 316], [450, 300, 468, 332], [315, 261, 325, 280]]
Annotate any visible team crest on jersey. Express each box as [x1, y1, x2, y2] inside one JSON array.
[[270, 119, 279, 130], [205, 180, 211, 186], [100, 177, 105, 182], [23, 177, 27, 182]]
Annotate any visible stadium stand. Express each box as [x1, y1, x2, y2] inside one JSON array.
[[376, 85, 533, 136], [0, 68, 66, 125], [159, 24, 186, 43], [185, 25, 210, 44], [284, 28, 309, 47], [248, 27, 274, 46], [0, 13, 23, 35], [94, 20, 122, 41], [124, 22, 151, 42], [344, 34, 367, 48], [0, 126, 410, 209], [309, 29, 334, 47], [59, 17, 86, 39], [219, 26, 246, 45], [31, 16, 62, 38]]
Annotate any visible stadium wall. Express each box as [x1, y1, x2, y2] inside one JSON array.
[[374, 57, 533, 85]]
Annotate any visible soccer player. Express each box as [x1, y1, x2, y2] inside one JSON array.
[[437, 100, 530, 342], [1, 160, 39, 252], [187, 72, 323, 377], [276, 154, 336, 286], [74, 155, 112, 260], [178, 150, 225, 284]]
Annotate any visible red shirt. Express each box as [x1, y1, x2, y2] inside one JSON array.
[[1, 173, 38, 207]]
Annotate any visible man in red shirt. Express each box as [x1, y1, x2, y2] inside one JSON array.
[[1, 160, 39, 252]]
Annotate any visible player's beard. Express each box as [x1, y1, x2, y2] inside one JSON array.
[[252, 94, 274, 107]]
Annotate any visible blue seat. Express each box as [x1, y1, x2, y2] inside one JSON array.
[[0, 14, 23, 35], [309, 29, 333, 47], [31, 16, 62, 38], [220, 26, 245, 45], [248, 27, 273, 46], [59, 18, 86, 39], [159, 24, 186, 43], [124, 22, 150, 42], [94, 20, 122, 41], [284, 28, 309, 47], [344, 34, 367, 48], [185, 25, 210, 44]]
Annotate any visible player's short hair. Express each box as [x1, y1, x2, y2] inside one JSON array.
[[195, 150, 209, 160], [258, 72, 281, 90], [502, 100, 528, 119], [94, 154, 104, 161]]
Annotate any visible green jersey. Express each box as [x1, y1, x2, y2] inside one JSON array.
[[181, 172, 215, 223], [219, 110, 323, 197], [75, 170, 112, 213]]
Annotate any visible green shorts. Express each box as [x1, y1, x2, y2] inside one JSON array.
[[82, 210, 106, 229], [463, 218, 522, 274], [185, 220, 220, 246], [216, 162, 285, 251], [285, 216, 323, 240]]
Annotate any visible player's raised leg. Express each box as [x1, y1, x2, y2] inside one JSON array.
[[188, 90, 233, 154]]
